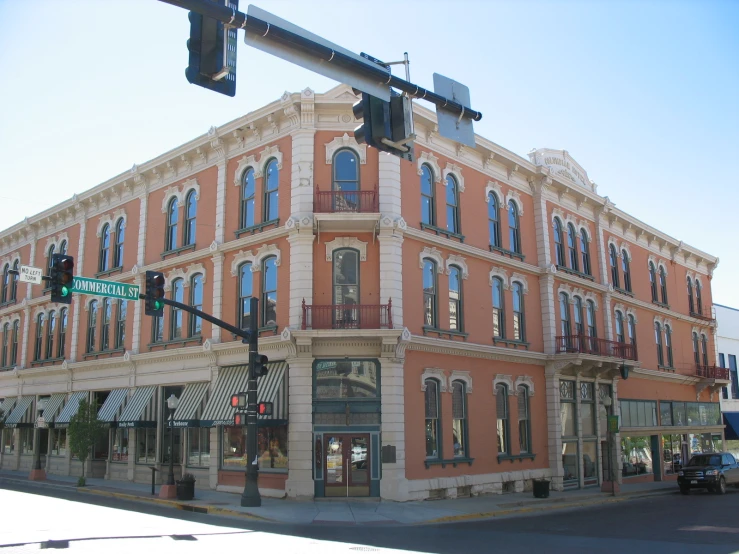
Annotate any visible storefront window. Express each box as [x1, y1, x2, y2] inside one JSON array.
[[580, 383, 595, 437], [621, 436, 653, 477], [582, 441, 598, 486], [257, 425, 288, 470], [188, 427, 211, 467], [20, 428, 33, 454], [161, 427, 182, 464], [50, 429, 66, 456], [560, 380, 575, 437], [659, 402, 672, 426], [619, 400, 657, 427], [688, 432, 720, 455], [315, 360, 378, 399], [2, 428, 14, 454], [562, 442, 578, 484], [93, 431, 109, 460], [112, 428, 128, 462], [222, 426, 246, 469], [137, 428, 156, 464], [659, 402, 720, 427]]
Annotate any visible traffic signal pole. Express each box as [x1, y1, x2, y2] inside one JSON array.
[[243, 296, 261, 506]]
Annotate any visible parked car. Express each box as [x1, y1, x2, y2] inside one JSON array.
[[677, 452, 739, 495]]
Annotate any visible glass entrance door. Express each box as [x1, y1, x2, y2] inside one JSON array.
[[324, 434, 370, 497]]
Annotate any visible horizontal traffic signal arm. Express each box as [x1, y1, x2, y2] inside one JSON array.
[[158, 0, 483, 122], [140, 295, 253, 342]]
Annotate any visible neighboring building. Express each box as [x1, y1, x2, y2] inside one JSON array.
[[716, 304, 739, 451], [0, 85, 727, 500]]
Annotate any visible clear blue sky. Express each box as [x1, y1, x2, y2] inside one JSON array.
[[0, 0, 737, 304]]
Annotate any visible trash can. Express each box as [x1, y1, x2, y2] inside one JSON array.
[[533, 479, 550, 498], [176, 477, 196, 501]]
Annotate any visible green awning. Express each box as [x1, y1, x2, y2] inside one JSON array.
[[54, 392, 88, 428], [97, 389, 128, 424], [117, 386, 156, 428], [171, 382, 209, 427], [41, 394, 67, 425], [4, 396, 34, 428]]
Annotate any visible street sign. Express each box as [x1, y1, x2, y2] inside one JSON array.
[[433, 73, 476, 148], [35, 416, 47, 429], [70, 276, 140, 301], [607, 415, 620, 433], [19, 265, 43, 285]]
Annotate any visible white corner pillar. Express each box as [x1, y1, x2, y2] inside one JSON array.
[[210, 253, 224, 343], [539, 273, 557, 354], [287, 230, 314, 329], [602, 292, 614, 342], [131, 274, 144, 354], [378, 153, 401, 217], [378, 220, 404, 328], [546, 372, 564, 490], [533, 179, 557, 354], [214, 157, 227, 245], [595, 208, 610, 287], [290, 129, 316, 217], [380, 358, 409, 501], [285, 357, 314, 498]]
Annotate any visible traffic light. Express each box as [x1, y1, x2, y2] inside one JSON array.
[[253, 354, 269, 378], [257, 402, 273, 417], [233, 412, 246, 426], [50, 254, 74, 304], [185, 1, 238, 97], [144, 271, 165, 317], [230, 392, 247, 409], [353, 91, 414, 162]]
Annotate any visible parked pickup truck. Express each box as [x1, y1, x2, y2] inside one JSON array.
[[677, 452, 739, 495]]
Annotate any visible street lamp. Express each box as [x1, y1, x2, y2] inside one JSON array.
[[165, 394, 180, 487], [33, 399, 47, 471], [602, 395, 615, 497]]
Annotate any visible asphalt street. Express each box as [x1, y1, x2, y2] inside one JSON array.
[[2, 480, 739, 554]]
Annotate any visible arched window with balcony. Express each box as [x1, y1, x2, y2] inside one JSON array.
[[492, 277, 505, 338], [184, 190, 197, 246], [238, 262, 253, 330], [333, 249, 359, 328], [421, 164, 435, 226], [423, 259, 437, 328], [99, 224, 111, 272], [445, 174, 460, 235], [332, 149, 360, 212], [508, 201, 521, 254], [166, 197, 178, 252], [586, 301, 597, 338], [665, 325, 674, 368], [559, 292, 571, 339], [696, 281, 703, 315], [264, 159, 279, 222], [609, 245, 620, 289], [621, 250, 631, 292], [627, 314, 636, 350], [189, 274, 203, 336], [581, 230, 591, 275], [567, 223, 579, 271], [262, 256, 278, 327], [449, 265, 463, 332], [114, 218, 125, 268], [573, 296, 584, 336], [553, 218, 565, 266], [655, 322, 664, 366], [241, 168, 256, 229], [701, 333, 709, 367], [488, 193, 501, 248], [512, 281, 525, 341], [615, 311, 625, 343], [649, 262, 658, 302], [659, 266, 668, 305], [687, 277, 695, 314], [692, 331, 700, 365]]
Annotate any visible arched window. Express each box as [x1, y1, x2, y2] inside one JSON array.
[[573, 296, 584, 336], [692, 331, 700, 365], [46, 310, 56, 360], [621, 250, 631, 292], [553, 218, 565, 267], [184, 190, 197, 246], [687, 277, 694, 313], [659, 266, 668, 305], [87, 301, 98, 353], [47, 244, 56, 276], [451, 380, 467, 458], [609, 245, 620, 289], [332, 150, 360, 211], [99, 224, 110, 272], [701, 334, 709, 367], [627, 314, 636, 348], [488, 193, 501, 248], [449, 266, 462, 332], [238, 263, 253, 330], [649, 262, 658, 302], [492, 277, 505, 338], [10, 320, 19, 365], [567, 223, 579, 271], [59, 240, 67, 255], [170, 279, 184, 339], [101, 298, 111, 351], [34, 313, 45, 360], [1, 264, 8, 304], [518, 385, 531, 454], [420, 164, 435, 226], [241, 168, 256, 229], [333, 249, 359, 328], [1, 323, 7, 367], [262, 256, 278, 327], [114, 219, 125, 268], [58, 308, 68, 358], [189, 274, 203, 336], [10, 260, 18, 300], [115, 300, 126, 349], [655, 322, 664, 366], [424, 378, 441, 459], [512, 282, 525, 341], [586, 300, 597, 338], [508, 201, 521, 254], [695, 281, 703, 315], [580, 230, 591, 275], [496, 384, 510, 454], [615, 311, 625, 343], [445, 174, 459, 235], [665, 325, 674, 368], [264, 159, 279, 222], [166, 197, 178, 252], [559, 292, 571, 339], [152, 308, 164, 344], [423, 259, 437, 328]]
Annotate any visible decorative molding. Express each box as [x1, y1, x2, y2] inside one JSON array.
[[233, 153, 258, 185], [325, 237, 368, 262], [647, 254, 668, 275], [421, 367, 447, 392], [164, 263, 206, 290], [446, 255, 469, 279], [619, 241, 632, 261], [449, 370, 473, 393], [161, 178, 200, 213], [489, 266, 510, 289], [506, 189, 524, 216], [230, 249, 257, 276], [252, 243, 281, 270], [493, 374, 515, 394], [417, 150, 442, 183], [96, 208, 127, 238], [42, 232, 70, 258], [0, 251, 22, 268], [420, 247, 445, 272], [258, 144, 283, 174], [325, 134, 366, 165], [484, 181, 504, 205], [514, 375, 535, 396], [558, 283, 599, 309], [607, 236, 621, 257], [510, 272, 529, 295], [442, 162, 465, 193]]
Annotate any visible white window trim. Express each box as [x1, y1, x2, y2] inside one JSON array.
[[514, 375, 535, 397], [417, 151, 441, 183], [510, 273, 529, 295], [252, 244, 281, 272], [484, 181, 504, 205], [96, 209, 127, 238], [442, 163, 465, 193], [493, 374, 515, 395], [445, 255, 469, 279], [421, 368, 447, 392], [449, 370, 473, 393], [325, 237, 368, 262], [489, 266, 510, 289], [165, 263, 206, 291], [419, 247, 444, 272], [325, 134, 366, 165], [506, 190, 524, 216], [161, 178, 199, 214]]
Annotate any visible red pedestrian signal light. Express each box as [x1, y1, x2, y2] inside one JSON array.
[[257, 402, 273, 417], [50, 254, 74, 304], [144, 271, 165, 317], [233, 413, 246, 426], [230, 392, 247, 409]]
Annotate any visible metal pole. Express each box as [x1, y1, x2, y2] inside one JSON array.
[[33, 427, 42, 470], [241, 296, 261, 507], [608, 429, 614, 497], [167, 408, 175, 486]]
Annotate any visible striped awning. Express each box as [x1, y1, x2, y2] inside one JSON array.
[[4, 396, 34, 428], [172, 382, 209, 427], [200, 362, 287, 427], [55, 392, 88, 428], [0, 397, 16, 419], [97, 389, 128, 424], [41, 394, 67, 425], [118, 386, 156, 428]]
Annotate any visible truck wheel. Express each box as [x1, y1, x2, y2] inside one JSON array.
[[680, 486, 690, 495], [717, 477, 727, 495]]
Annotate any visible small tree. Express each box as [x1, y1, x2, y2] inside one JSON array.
[[68, 399, 106, 486]]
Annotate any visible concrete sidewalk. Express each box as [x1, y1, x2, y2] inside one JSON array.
[[0, 470, 676, 526]]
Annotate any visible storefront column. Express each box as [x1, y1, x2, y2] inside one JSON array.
[[208, 426, 218, 489], [380, 358, 409, 501], [575, 376, 584, 489], [546, 373, 564, 490], [127, 429, 137, 481], [612, 379, 623, 485], [285, 357, 314, 498]]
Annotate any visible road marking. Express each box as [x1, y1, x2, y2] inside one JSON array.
[[680, 525, 739, 534]]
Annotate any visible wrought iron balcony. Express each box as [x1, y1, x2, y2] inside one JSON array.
[[556, 335, 637, 361], [301, 299, 392, 330], [695, 364, 730, 380], [314, 187, 378, 213]]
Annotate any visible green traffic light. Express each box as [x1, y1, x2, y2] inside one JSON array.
[[61, 286, 69, 297], [154, 300, 163, 310]]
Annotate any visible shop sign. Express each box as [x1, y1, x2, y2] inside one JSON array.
[[608, 415, 620, 433]]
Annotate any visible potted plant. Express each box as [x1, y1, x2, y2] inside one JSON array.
[[176, 472, 196, 500]]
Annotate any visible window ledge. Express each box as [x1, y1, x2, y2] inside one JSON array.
[[489, 244, 524, 261], [235, 219, 280, 237], [652, 301, 670, 310], [30, 357, 65, 366], [422, 326, 468, 340], [497, 453, 536, 463], [658, 364, 676, 372], [614, 287, 634, 297], [148, 336, 203, 350], [424, 457, 474, 469], [161, 244, 196, 260], [83, 348, 124, 359], [556, 265, 594, 281], [95, 266, 123, 278], [420, 223, 465, 243], [0, 365, 16, 372], [492, 337, 529, 350], [0, 299, 17, 309]]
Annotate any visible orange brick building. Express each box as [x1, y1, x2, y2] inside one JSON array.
[[0, 85, 725, 499]]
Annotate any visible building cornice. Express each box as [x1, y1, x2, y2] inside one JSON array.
[[408, 334, 546, 365]]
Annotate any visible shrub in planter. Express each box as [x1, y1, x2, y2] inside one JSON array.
[[176, 473, 196, 501]]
